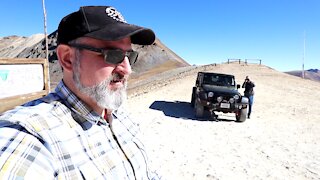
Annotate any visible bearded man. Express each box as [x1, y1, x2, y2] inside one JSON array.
[[0, 6, 160, 179]]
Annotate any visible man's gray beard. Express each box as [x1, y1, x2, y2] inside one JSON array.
[[74, 73, 127, 110], [72, 62, 127, 110]]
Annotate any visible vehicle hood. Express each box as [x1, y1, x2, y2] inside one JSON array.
[[202, 84, 239, 95]]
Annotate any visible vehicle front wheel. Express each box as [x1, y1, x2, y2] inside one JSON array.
[[236, 108, 247, 122], [195, 100, 204, 118], [191, 87, 196, 107]]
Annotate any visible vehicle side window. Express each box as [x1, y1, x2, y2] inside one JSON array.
[[224, 77, 234, 86], [198, 73, 204, 85]]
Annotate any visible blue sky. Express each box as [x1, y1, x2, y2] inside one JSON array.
[[0, 0, 319, 71]]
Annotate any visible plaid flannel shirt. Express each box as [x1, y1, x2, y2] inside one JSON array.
[[0, 81, 159, 179]]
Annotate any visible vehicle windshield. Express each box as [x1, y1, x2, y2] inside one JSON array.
[[203, 74, 235, 87]]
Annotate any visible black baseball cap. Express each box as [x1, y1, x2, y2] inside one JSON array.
[[57, 6, 155, 45]]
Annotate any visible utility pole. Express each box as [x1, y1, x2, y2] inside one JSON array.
[[302, 31, 306, 79], [42, 0, 48, 61], [42, 0, 50, 91]]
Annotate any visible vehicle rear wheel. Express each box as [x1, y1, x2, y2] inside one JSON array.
[[195, 100, 204, 118], [236, 108, 247, 122]]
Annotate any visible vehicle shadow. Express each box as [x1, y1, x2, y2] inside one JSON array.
[[149, 100, 235, 122]]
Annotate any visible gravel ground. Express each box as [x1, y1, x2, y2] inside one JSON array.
[[126, 63, 320, 180]]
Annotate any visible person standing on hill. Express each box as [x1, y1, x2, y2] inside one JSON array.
[[242, 76, 255, 119], [0, 6, 160, 179]]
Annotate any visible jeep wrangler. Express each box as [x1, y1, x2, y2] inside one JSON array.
[[191, 72, 249, 122]]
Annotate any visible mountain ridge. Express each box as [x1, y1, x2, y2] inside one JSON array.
[[0, 32, 190, 89], [1, 33, 319, 85], [285, 69, 320, 82]]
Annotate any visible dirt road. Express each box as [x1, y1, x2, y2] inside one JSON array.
[[127, 63, 320, 180]]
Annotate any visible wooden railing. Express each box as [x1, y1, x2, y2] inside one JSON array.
[[227, 59, 262, 65]]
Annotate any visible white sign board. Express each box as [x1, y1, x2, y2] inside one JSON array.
[[0, 64, 44, 98]]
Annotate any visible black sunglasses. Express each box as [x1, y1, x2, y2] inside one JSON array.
[[68, 43, 139, 65]]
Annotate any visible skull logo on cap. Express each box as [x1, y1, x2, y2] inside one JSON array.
[[106, 7, 127, 23]]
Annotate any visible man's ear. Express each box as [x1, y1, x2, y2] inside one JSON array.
[[56, 44, 73, 72]]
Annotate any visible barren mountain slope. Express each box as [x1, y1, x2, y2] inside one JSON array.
[[126, 62, 320, 179], [0, 33, 190, 91], [0, 34, 43, 58], [286, 69, 320, 82]]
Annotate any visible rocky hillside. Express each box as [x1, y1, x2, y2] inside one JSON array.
[[0, 34, 44, 58], [0, 32, 190, 89], [285, 69, 320, 82]]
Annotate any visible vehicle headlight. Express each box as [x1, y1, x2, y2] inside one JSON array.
[[217, 96, 223, 102], [229, 98, 235, 103], [208, 92, 214, 97], [234, 94, 240, 100]]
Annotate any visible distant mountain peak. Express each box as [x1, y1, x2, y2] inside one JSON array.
[[0, 32, 190, 87], [307, 69, 319, 73], [285, 68, 320, 82]]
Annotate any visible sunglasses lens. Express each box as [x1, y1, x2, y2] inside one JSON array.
[[104, 50, 139, 65], [104, 50, 125, 64], [128, 51, 138, 65]]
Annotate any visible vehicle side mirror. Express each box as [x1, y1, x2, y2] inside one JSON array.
[[237, 84, 240, 89], [196, 80, 199, 86]]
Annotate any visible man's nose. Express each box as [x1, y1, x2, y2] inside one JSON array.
[[116, 56, 132, 75]]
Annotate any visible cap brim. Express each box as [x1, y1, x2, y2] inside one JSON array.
[[85, 23, 155, 45]]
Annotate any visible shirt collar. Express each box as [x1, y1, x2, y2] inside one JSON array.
[[55, 81, 108, 125]]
